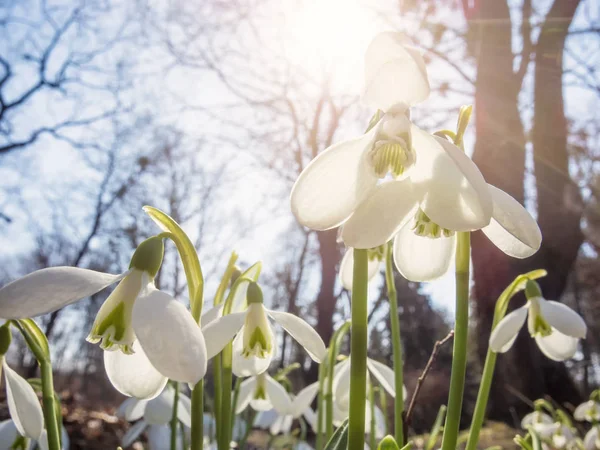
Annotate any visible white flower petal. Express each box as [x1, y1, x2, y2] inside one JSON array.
[[481, 185, 542, 258], [236, 377, 257, 414], [145, 390, 175, 425], [0, 419, 19, 449], [122, 420, 148, 448], [290, 382, 319, 418], [232, 326, 274, 377], [147, 424, 183, 450], [290, 124, 381, 231], [117, 397, 148, 421], [521, 411, 553, 429], [176, 393, 192, 428], [574, 401, 594, 422], [267, 310, 327, 362], [132, 287, 207, 385], [104, 340, 168, 399], [393, 224, 455, 282], [332, 359, 351, 410], [200, 304, 224, 328], [535, 330, 579, 361], [202, 312, 246, 359], [339, 247, 381, 291], [265, 374, 293, 414], [363, 32, 430, 111], [367, 358, 396, 398], [270, 414, 293, 436], [0, 267, 126, 319], [410, 126, 492, 231], [250, 397, 275, 412], [584, 427, 600, 450], [489, 305, 529, 353], [539, 299, 587, 339], [341, 180, 418, 249], [3, 360, 44, 439]]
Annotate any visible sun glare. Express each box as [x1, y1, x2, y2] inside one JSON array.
[[283, 0, 383, 92]]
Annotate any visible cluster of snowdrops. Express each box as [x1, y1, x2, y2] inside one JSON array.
[[0, 32, 590, 450]]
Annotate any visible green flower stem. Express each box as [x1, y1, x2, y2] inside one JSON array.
[[369, 382, 376, 450], [379, 387, 389, 437], [385, 241, 404, 445], [213, 252, 239, 445], [348, 248, 369, 450], [231, 378, 242, 440], [170, 381, 180, 450], [326, 321, 351, 440], [465, 270, 547, 450], [440, 231, 470, 450], [316, 360, 327, 450], [41, 361, 61, 450], [219, 344, 234, 450], [191, 382, 204, 450]]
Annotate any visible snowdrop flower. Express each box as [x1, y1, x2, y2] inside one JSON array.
[[0, 419, 70, 450], [521, 411, 555, 438], [575, 400, 600, 422], [235, 372, 293, 414], [0, 237, 209, 399], [118, 386, 192, 449], [203, 281, 326, 377], [490, 280, 587, 361], [585, 426, 600, 450], [254, 382, 320, 436], [548, 423, 577, 449]]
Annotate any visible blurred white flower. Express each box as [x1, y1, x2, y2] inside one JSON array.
[[521, 411, 555, 438], [575, 400, 600, 422], [584, 426, 600, 450], [235, 372, 293, 414], [338, 247, 383, 291], [0, 418, 70, 450], [490, 292, 586, 361]]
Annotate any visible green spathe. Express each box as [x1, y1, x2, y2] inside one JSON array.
[[129, 236, 165, 277]]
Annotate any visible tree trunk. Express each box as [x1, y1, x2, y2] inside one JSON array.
[[315, 229, 340, 347]]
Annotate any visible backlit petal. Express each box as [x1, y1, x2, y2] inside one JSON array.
[[363, 32, 430, 111], [339, 248, 381, 291], [0, 420, 18, 449], [202, 311, 246, 359], [489, 305, 529, 353], [341, 180, 418, 249], [291, 382, 319, 418], [3, 360, 44, 439], [393, 224, 455, 282], [200, 304, 224, 328], [267, 310, 327, 362], [117, 397, 148, 421], [584, 427, 599, 450], [539, 298, 587, 339], [104, 340, 167, 399], [332, 359, 351, 410], [265, 374, 293, 414], [0, 267, 126, 319], [367, 358, 396, 397], [133, 287, 207, 385], [535, 330, 579, 361], [482, 185, 541, 258], [290, 124, 381, 231], [145, 391, 174, 426], [410, 126, 492, 231], [235, 377, 257, 414], [122, 420, 148, 448]]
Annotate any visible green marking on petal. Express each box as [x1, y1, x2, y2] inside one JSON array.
[[87, 301, 134, 354], [412, 209, 455, 239], [366, 245, 385, 262], [371, 141, 412, 179], [254, 383, 267, 400], [243, 326, 272, 358]]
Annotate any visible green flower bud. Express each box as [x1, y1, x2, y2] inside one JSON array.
[[247, 281, 264, 305], [0, 324, 11, 356], [129, 236, 164, 277]]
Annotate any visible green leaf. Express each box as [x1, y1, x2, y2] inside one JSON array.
[[426, 404, 446, 450], [324, 419, 349, 450], [378, 435, 401, 450], [15, 319, 50, 362], [143, 206, 204, 320]]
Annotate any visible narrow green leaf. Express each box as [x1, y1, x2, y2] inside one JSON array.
[[143, 206, 204, 320], [15, 319, 50, 362], [324, 419, 349, 450], [426, 405, 446, 450], [378, 435, 401, 450]]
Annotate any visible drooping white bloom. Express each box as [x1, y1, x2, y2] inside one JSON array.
[[203, 282, 327, 377], [235, 372, 293, 414], [574, 400, 600, 422], [584, 426, 600, 450], [0, 419, 70, 450], [548, 423, 577, 449], [118, 386, 192, 449], [521, 411, 555, 438], [0, 237, 213, 399], [1, 358, 44, 441], [253, 382, 320, 436], [489, 288, 587, 361]]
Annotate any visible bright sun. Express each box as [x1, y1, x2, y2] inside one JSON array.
[[283, 0, 385, 92]]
